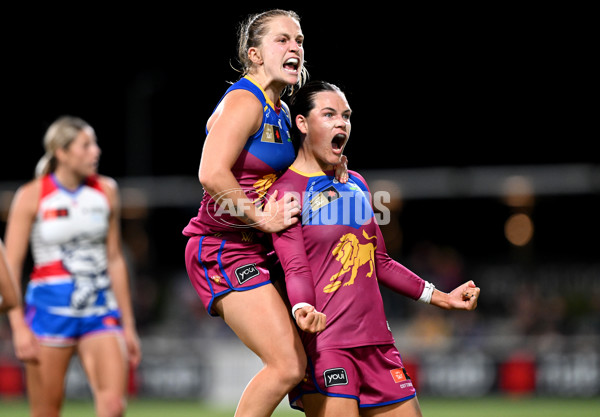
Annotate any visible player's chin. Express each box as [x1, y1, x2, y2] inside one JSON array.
[[282, 70, 300, 85], [77, 167, 97, 178], [86, 167, 99, 177], [329, 154, 344, 166]]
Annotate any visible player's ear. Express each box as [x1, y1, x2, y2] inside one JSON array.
[[295, 114, 308, 134], [55, 147, 67, 164], [248, 47, 263, 65]]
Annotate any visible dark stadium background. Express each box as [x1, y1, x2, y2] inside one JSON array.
[[1, 3, 598, 403], [3, 4, 594, 179]]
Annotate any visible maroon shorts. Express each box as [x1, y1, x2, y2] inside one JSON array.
[[185, 234, 275, 316], [290, 344, 416, 411]]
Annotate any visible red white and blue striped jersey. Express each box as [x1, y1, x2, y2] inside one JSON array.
[[26, 174, 117, 316]]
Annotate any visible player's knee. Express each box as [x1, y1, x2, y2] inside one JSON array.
[[278, 354, 306, 388], [95, 392, 126, 417], [275, 367, 304, 390], [290, 365, 306, 387]]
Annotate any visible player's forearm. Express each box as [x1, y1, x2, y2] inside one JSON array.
[[377, 259, 426, 300], [4, 263, 26, 326], [108, 257, 136, 328], [430, 289, 452, 310], [272, 227, 316, 310], [286, 274, 316, 311], [4, 254, 26, 325], [0, 268, 18, 313], [0, 288, 17, 313], [8, 305, 28, 330], [279, 257, 316, 309], [371, 224, 425, 299], [200, 170, 268, 229]]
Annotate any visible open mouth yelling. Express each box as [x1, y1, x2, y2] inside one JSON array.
[[283, 57, 300, 74], [331, 133, 347, 154]]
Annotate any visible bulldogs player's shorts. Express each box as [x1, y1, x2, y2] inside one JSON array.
[[290, 344, 416, 411], [25, 305, 123, 347], [185, 234, 274, 316]]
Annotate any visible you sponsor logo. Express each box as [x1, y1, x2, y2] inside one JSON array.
[[323, 368, 349, 387]]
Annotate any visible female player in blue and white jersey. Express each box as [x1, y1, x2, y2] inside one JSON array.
[[4, 116, 141, 417]]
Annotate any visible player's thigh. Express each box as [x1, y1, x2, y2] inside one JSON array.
[[215, 284, 304, 364], [303, 393, 359, 417], [26, 345, 75, 410], [77, 333, 128, 394], [360, 396, 423, 417]]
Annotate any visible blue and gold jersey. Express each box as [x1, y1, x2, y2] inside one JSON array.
[[301, 170, 374, 229], [232, 77, 296, 172], [184, 76, 297, 236]]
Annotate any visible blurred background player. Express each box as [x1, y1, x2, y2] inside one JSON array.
[[270, 81, 481, 417], [0, 238, 18, 313], [4, 115, 141, 417]]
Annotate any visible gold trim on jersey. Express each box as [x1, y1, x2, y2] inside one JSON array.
[[244, 75, 279, 110], [289, 165, 326, 177]]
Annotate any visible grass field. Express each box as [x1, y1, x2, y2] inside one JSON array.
[[0, 396, 598, 417]]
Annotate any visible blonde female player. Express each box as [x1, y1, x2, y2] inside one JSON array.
[[183, 9, 347, 417], [5, 116, 141, 417]]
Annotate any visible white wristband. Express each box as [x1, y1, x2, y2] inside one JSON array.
[[291, 302, 312, 320], [418, 281, 435, 304]]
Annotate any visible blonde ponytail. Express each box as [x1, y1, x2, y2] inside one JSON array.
[[35, 116, 91, 178], [34, 152, 55, 178]]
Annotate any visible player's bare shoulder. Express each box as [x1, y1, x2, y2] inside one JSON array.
[[96, 175, 120, 208], [11, 178, 42, 216], [97, 175, 118, 192], [208, 88, 263, 133]]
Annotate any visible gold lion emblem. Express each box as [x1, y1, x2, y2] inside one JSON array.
[[323, 230, 377, 293], [252, 173, 278, 208]]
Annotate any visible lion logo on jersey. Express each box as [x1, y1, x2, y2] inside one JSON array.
[[252, 173, 278, 208], [323, 230, 377, 293]]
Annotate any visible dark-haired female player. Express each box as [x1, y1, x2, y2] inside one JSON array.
[[270, 81, 480, 417]]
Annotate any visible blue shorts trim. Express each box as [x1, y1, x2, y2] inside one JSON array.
[[198, 235, 272, 316], [360, 393, 417, 408], [26, 305, 123, 347], [216, 239, 233, 287]]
